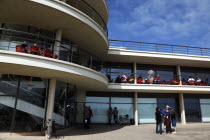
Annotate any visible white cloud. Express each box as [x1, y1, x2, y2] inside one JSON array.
[[112, 0, 210, 46]]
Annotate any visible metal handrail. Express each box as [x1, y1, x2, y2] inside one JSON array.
[[0, 28, 103, 72], [109, 40, 210, 56], [59, 0, 108, 36]]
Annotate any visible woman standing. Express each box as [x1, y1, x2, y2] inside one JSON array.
[[171, 109, 177, 133], [164, 108, 172, 134], [155, 107, 162, 135]]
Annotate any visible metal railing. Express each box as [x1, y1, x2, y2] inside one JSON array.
[[0, 28, 103, 72], [109, 40, 210, 57], [59, 0, 108, 36], [106, 72, 210, 86]]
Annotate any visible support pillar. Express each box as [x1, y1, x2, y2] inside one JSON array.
[[179, 93, 186, 124], [46, 78, 56, 132], [134, 92, 138, 125], [54, 29, 63, 57], [176, 65, 182, 85], [133, 62, 137, 84]]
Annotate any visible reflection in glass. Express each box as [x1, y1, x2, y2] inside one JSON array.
[[200, 99, 210, 122], [184, 98, 201, 122], [86, 97, 109, 103], [0, 97, 15, 132], [0, 74, 19, 96], [138, 104, 156, 123], [86, 103, 109, 123], [111, 104, 134, 121]]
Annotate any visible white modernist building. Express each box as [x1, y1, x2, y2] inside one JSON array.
[[0, 0, 210, 134]]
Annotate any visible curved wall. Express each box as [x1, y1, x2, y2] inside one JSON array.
[[0, 50, 108, 90], [0, 0, 109, 57]]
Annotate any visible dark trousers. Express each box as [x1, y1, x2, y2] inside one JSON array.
[[156, 121, 162, 134], [166, 121, 172, 133], [84, 118, 90, 129], [114, 115, 118, 124]]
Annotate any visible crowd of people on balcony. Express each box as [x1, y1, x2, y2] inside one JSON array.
[[15, 41, 58, 59], [107, 69, 209, 86]]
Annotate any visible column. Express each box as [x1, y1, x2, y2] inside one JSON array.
[[134, 92, 138, 125], [75, 90, 86, 124], [133, 62, 137, 84], [179, 93, 186, 124], [46, 78, 56, 132], [176, 65, 182, 85], [54, 29, 63, 57]]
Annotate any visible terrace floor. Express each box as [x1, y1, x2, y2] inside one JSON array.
[[1, 123, 210, 140]]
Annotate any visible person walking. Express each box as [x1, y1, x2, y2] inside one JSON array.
[[108, 107, 113, 124], [113, 107, 118, 124], [155, 107, 162, 135], [84, 106, 90, 129], [171, 109, 177, 133], [88, 106, 93, 124]]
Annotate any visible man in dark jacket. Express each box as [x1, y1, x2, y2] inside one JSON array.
[[155, 107, 162, 135]]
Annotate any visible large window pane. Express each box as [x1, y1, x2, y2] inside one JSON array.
[[0, 96, 15, 132], [138, 104, 156, 123], [184, 98, 201, 122], [200, 99, 210, 122], [86, 103, 109, 123], [111, 97, 133, 103], [86, 97, 109, 103], [0, 74, 19, 96], [111, 104, 134, 120]]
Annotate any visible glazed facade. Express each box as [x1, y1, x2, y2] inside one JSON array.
[[0, 0, 210, 134]]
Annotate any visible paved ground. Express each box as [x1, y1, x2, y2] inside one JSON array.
[[1, 123, 210, 140]]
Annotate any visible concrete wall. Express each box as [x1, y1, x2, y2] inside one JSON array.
[[76, 90, 86, 123]]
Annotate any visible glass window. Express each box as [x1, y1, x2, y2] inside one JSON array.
[[111, 104, 134, 121], [85, 103, 109, 123], [111, 97, 133, 103], [200, 99, 210, 122], [0, 96, 15, 132], [14, 99, 44, 132], [138, 98, 157, 104], [0, 74, 19, 96], [138, 104, 156, 123], [19, 76, 48, 98], [184, 98, 201, 122], [86, 97, 109, 103]]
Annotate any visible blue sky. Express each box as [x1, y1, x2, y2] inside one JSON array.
[[107, 0, 210, 48]]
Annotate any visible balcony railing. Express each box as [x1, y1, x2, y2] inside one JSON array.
[[106, 72, 210, 86], [59, 0, 108, 36], [109, 40, 210, 57], [0, 28, 103, 72]]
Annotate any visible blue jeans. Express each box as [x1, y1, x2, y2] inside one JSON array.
[[156, 121, 162, 134]]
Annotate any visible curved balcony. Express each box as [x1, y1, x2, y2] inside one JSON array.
[[0, 28, 103, 71], [59, 0, 108, 35], [0, 0, 109, 57], [0, 28, 109, 90]]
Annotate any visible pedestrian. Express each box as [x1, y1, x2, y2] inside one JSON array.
[[155, 107, 162, 135], [113, 107, 118, 124], [171, 109, 177, 133], [161, 105, 172, 134], [108, 107, 112, 124], [84, 106, 89, 129], [88, 106, 93, 124]]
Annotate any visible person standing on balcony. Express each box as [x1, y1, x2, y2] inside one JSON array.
[[188, 76, 195, 85], [148, 69, 155, 84], [21, 41, 28, 53]]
